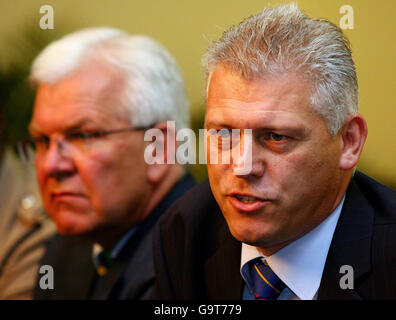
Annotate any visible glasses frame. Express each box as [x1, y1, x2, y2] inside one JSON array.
[[17, 124, 153, 162]]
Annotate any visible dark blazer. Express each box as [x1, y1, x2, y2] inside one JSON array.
[[152, 171, 396, 300], [34, 173, 195, 300]]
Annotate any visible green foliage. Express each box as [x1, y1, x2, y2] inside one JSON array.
[[0, 66, 35, 153], [0, 23, 66, 154]]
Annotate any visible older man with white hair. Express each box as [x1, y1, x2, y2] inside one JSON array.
[[21, 27, 195, 299]]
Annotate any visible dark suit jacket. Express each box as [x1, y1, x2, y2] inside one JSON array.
[[152, 171, 396, 300], [34, 173, 195, 300]]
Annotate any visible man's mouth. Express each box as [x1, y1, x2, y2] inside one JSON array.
[[228, 193, 271, 212], [50, 192, 85, 201], [234, 194, 262, 203]]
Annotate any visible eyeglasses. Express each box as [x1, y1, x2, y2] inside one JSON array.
[[18, 125, 152, 162]]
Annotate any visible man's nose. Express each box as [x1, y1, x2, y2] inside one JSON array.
[[42, 139, 75, 179], [232, 131, 265, 177]]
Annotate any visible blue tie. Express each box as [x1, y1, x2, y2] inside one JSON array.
[[244, 258, 286, 300]]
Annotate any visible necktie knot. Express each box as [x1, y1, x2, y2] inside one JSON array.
[[244, 257, 286, 300]]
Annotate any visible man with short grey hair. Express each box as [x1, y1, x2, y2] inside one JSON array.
[[23, 27, 195, 299], [152, 4, 396, 299]]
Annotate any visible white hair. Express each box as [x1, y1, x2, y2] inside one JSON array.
[[202, 3, 358, 136], [30, 27, 189, 130]]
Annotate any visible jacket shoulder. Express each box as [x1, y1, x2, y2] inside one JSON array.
[[159, 179, 223, 232], [34, 234, 95, 299], [354, 171, 396, 224], [354, 172, 396, 298], [152, 180, 226, 299]]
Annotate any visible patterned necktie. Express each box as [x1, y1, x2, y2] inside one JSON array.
[[96, 250, 113, 277], [244, 257, 287, 300]]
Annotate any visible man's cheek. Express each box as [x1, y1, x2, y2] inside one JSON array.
[[36, 166, 46, 186]]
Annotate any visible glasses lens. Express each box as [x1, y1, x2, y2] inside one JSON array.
[[17, 139, 36, 162]]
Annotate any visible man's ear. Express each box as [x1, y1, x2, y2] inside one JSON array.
[[339, 113, 368, 170], [146, 121, 176, 184]]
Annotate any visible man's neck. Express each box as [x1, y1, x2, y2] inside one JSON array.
[[142, 164, 185, 220], [89, 165, 186, 251]]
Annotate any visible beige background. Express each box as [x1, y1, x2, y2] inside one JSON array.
[[0, 0, 394, 186]]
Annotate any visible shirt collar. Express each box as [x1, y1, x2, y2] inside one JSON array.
[[240, 195, 345, 300], [92, 226, 138, 268], [91, 173, 195, 269]]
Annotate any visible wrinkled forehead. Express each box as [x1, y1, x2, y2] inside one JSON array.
[[205, 66, 322, 130], [205, 104, 313, 131], [30, 66, 131, 134]]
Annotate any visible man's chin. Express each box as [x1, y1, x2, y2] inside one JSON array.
[[56, 222, 86, 236], [52, 210, 94, 236], [229, 225, 263, 245], [228, 223, 279, 248]]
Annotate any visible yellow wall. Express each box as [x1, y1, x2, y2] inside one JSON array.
[[1, 0, 395, 186]]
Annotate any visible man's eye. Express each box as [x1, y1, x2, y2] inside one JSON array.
[[270, 133, 286, 141], [218, 129, 231, 139], [33, 137, 50, 148], [207, 128, 231, 139], [264, 132, 287, 142], [68, 131, 105, 140]]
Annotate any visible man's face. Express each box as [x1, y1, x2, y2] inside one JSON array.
[[30, 64, 151, 238], [205, 65, 345, 254]]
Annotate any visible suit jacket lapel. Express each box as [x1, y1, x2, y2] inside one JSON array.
[[204, 221, 243, 299], [90, 256, 127, 300], [35, 234, 96, 300], [318, 178, 374, 300], [90, 225, 147, 300], [115, 227, 156, 299], [91, 175, 196, 299]]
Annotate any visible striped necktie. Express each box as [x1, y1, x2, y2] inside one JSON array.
[[244, 257, 286, 300]]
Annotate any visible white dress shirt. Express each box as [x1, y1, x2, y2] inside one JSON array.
[[240, 195, 346, 300]]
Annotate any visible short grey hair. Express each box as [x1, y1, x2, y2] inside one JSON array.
[[202, 3, 358, 136], [30, 27, 189, 131]]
